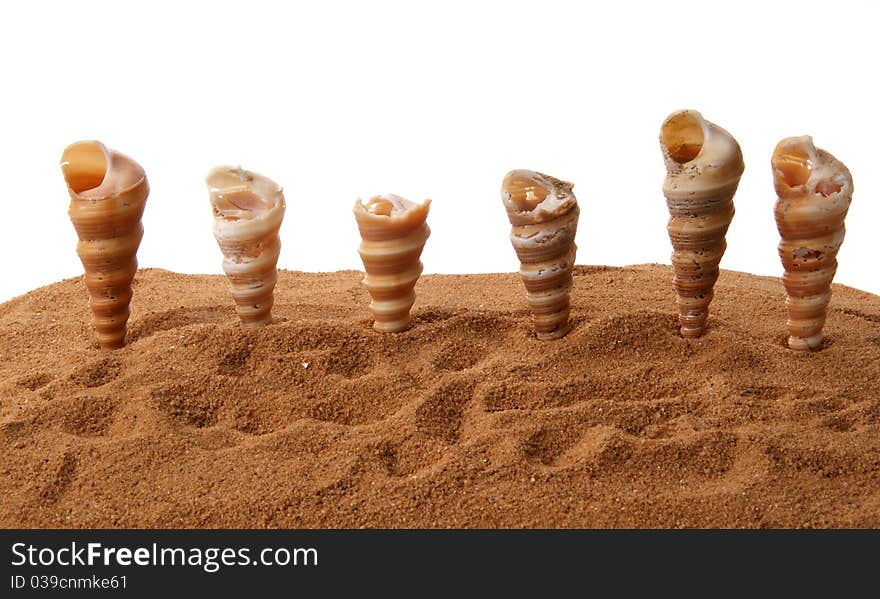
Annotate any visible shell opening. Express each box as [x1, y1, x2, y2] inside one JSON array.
[[503, 175, 550, 212], [816, 177, 843, 198], [365, 197, 394, 216], [207, 166, 283, 221], [359, 194, 418, 217], [661, 112, 705, 164], [212, 190, 273, 221], [774, 145, 812, 188], [60, 141, 109, 194]]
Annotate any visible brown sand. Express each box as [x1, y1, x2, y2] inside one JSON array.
[[1, 265, 879, 528]]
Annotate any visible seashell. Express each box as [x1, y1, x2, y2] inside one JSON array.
[[353, 194, 431, 333], [772, 136, 853, 351], [501, 169, 579, 340], [659, 110, 744, 338], [206, 166, 286, 327], [61, 141, 149, 350]]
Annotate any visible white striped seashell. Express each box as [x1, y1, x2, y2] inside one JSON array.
[[353, 194, 431, 333], [501, 169, 579, 340], [772, 136, 853, 351], [206, 166, 285, 327], [660, 109, 744, 338], [61, 140, 149, 350]]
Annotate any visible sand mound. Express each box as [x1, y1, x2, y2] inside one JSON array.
[[1, 265, 879, 528]]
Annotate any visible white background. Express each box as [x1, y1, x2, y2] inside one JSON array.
[[1, 0, 878, 303]]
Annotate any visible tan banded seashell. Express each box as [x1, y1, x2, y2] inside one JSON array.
[[772, 136, 853, 351], [501, 169, 579, 340], [207, 166, 285, 327], [353, 194, 431, 333], [61, 140, 149, 350], [660, 109, 744, 338]]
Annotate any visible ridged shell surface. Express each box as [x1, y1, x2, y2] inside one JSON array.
[[660, 110, 744, 338], [61, 141, 149, 350], [207, 166, 285, 327], [353, 195, 431, 333], [772, 136, 853, 351], [501, 170, 579, 340]]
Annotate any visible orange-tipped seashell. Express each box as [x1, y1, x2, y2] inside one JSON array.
[[772, 136, 853, 351], [660, 110, 744, 338], [353, 194, 431, 333], [61, 141, 149, 350], [501, 169, 579, 340], [206, 166, 285, 327]]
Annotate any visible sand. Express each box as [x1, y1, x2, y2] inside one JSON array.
[[1, 265, 879, 528]]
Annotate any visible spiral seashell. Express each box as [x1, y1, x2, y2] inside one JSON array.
[[501, 170, 579, 340], [206, 166, 285, 327], [353, 195, 431, 333], [772, 136, 853, 351], [61, 141, 149, 350], [659, 110, 744, 338]]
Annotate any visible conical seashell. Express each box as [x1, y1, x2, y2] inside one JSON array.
[[659, 110, 744, 338], [353, 195, 431, 333], [772, 136, 853, 351], [61, 141, 149, 350], [501, 170, 579, 340], [206, 166, 285, 327]]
